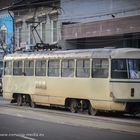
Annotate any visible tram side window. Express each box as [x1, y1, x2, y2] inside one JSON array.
[[24, 60, 34, 76], [13, 61, 23, 75], [35, 60, 46, 76], [48, 60, 59, 77], [76, 59, 90, 78], [92, 59, 109, 78], [61, 59, 74, 77], [4, 61, 12, 75], [111, 59, 128, 79]]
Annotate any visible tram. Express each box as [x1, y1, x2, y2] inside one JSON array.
[[2, 48, 140, 115]]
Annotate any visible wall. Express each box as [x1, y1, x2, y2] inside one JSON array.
[[60, 0, 140, 49], [0, 0, 12, 9], [61, 0, 140, 23]]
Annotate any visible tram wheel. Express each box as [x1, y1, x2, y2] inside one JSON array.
[[70, 100, 78, 113], [17, 94, 23, 106], [88, 103, 97, 116], [30, 100, 36, 108]]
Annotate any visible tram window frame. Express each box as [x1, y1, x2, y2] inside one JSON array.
[[35, 60, 46, 76], [24, 60, 34, 76], [92, 58, 109, 78], [4, 61, 13, 75], [61, 59, 74, 77], [13, 60, 23, 76], [76, 59, 90, 78], [48, 60, 60, 77]]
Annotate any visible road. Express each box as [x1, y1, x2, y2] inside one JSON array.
[[0, 114, 140, 140], [0, 97, 140, 140]]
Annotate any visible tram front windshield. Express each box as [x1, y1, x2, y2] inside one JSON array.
[[111, 59, 140, 79]]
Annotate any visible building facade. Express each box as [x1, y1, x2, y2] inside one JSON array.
[[10, 0, 61, 50], [1, 0, 139, 51], [60, 0, 140, 49]]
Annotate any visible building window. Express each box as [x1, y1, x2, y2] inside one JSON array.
[[16, 27, 22, 48], [92, 59, 109, 78], [0, 25, 7, 43], [76, 59, 90, 78], [48, 60, 59, 77], [42, 22, 46, 43], [52, 20, 57, 42], [37, 24, 41, 42], [29, 25, 33, 45], [61, 59, 74, 77]]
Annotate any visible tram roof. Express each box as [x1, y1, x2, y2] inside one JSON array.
[[4, 48, 140, 60]]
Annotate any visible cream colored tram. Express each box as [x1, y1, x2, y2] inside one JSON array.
[[2, 48, 140, 115]]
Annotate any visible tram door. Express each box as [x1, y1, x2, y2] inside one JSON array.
[[91, 58, 109, 99], [33, 60, 49, 104]]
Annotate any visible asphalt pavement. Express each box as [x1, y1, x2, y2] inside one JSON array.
[[0, 114, 140, 140], [0, 96, 140, 140]]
